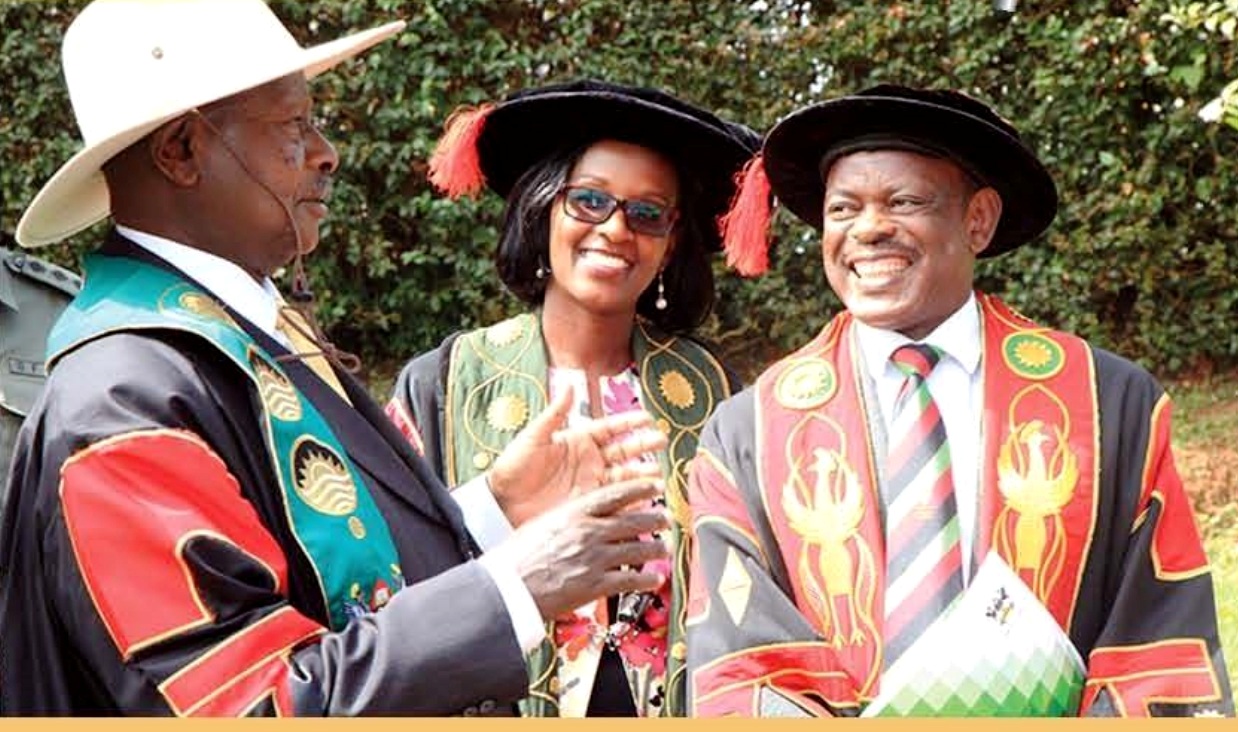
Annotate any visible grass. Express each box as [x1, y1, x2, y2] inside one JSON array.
[[1205, 521, 1238, 685], [1168, 373, 1238, 690]]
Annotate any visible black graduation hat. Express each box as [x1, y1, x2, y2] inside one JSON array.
[[721, 85, 1059, 275], [427, 79, 760, 252]]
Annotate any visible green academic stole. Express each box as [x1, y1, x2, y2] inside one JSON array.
[[49, 253, 403, 631], [442, 311, 733, 716], [750, 293, 1099, 705]]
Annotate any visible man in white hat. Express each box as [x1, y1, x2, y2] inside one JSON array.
[[1, 0, 672, 715]]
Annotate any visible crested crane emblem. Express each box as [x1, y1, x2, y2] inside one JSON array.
[[995, 419, 1078, 601], [782, 447, 868, 648]]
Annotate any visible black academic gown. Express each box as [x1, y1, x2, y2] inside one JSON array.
[[0, 234, 528, 715], [684, 299, 1234, 717]]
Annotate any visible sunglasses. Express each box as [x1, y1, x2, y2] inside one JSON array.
[[560, 186, 677, 237]]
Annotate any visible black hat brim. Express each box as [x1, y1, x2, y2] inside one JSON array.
[[763, 94, 1058, 257], [476, 86, 757, 251]]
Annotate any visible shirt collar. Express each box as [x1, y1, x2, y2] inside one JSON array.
[[115, 225, 284, 342], [855, 291, 982, 379]]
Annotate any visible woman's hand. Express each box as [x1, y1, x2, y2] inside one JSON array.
[[487, 385, 668, 527]]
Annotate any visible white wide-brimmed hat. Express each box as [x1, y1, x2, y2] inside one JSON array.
[[16, 0, 405, 248]]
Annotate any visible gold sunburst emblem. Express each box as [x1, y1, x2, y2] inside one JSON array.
[[179, 292, 235, 327], [774, 358, 836, 410], [1002, 333, 1064, 380], [293, 442, 358, 516], [251, 354, 302, 421], [658, 370, 696, 410], [486, 394, 529, 432], [1014, 339, 1053, 369], [485, 318, 524, 347]]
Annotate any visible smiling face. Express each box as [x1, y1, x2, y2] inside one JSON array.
[[820, 149, 1002, 340], [543, 139, 679, 322], [196, 73, 338, 277]]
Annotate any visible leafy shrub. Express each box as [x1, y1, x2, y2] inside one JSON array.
[[4, 0, 1237, 382]]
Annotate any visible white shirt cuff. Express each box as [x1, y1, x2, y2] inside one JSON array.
[[477, 552, 547, 653], [452, 474, 514, 550]]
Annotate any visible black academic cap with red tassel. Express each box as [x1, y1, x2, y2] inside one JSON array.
[[423, 80, 760, 254]]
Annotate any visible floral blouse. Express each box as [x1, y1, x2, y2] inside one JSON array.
[[547, 364, 672, 717]]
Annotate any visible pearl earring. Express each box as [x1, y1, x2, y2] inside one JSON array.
[[535, 259, 550, 280], [655, 272, 668, 310]]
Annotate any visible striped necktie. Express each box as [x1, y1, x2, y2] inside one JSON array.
[[882, 343, 964, 670]]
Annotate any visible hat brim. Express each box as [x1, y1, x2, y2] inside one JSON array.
[[763, 94, 1058, 257], [16, 20, 405, 249], [476, 91, 755, 250]]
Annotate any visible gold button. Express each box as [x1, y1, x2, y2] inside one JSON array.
[[473, 452, 492, 470], [656, 418, 671, 435], [348, 515, 367, 539]]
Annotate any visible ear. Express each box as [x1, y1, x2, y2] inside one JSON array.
[[147, 115, 206, 187], [964, 187, 1003, 256]]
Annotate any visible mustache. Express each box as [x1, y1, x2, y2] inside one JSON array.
[[300, 179, 333, 203], [845, 237, 915, 256]]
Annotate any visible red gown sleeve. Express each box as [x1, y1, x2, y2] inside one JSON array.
[[1078, 396, 1233, 717], [55, 429, 323, 715]]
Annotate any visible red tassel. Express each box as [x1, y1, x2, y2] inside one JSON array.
[[427, 103, 494, 198], [719, 154, 772, 277]]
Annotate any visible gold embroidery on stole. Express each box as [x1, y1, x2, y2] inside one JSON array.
[[995, 384, 1079, 603]]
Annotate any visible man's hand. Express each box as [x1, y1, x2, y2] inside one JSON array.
[[500, 478, 670, 620], [488, 386, 667, 527]]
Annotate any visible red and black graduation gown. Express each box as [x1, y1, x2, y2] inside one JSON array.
[[684, 293, 1233, 718], [0, 234, 529, 715]]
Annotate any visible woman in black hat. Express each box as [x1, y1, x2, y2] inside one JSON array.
[[386, 80, 759, 717]]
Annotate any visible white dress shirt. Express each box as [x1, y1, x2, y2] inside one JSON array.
[[854, 293, 982, 578], [115, 226, 545, 650]]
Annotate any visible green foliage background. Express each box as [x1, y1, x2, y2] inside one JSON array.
[[3, 0, 1238, 380]]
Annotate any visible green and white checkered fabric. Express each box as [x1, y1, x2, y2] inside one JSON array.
[[863, 552, 1085, 717]]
